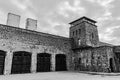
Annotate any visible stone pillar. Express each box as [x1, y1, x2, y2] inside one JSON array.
[[4, 51, 13, 75], [51, 54, 55, 71], [31, 53, 37, 73]]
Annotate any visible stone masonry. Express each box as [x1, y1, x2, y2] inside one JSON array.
[[0, 24, 71, 74], [0, 13, 120, 75]]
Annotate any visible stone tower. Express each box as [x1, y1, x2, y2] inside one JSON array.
[[69, 16, 99, 49]]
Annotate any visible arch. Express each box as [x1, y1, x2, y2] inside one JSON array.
[[0, 50, 6, 55], [11, 51, 31, 74], [109, 58, 114, 72], [13, 51, 31, 55], [0, 50, 6, 75], [55, 54, 67, 71], [37, 53, 51, 72]]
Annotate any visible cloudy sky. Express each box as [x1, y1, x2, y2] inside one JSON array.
[[0, 0, 120, 45]]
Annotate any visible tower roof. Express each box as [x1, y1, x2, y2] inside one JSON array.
[[69, 16, 97, 24]]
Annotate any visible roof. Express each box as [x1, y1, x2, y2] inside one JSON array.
[[69, 16, 97, 24], [99, 41, 114, 46]]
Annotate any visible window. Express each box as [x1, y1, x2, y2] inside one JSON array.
[[73, 31, 74, 36], [78, 39, 81, 45], [76, 30, 78, 35], [98, 56, 100, 59], [86, 59, 88, 63], [79, 58, 81, 64], [79, 29, 81, 34], [92, 33, 94, 39]]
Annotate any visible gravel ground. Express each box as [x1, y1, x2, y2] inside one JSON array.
[[0, 71, 120, 80]]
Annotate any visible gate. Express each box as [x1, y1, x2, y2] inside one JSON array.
[[11, 51, 31, 74], [55, 54, 67, 71], [0, 50, 6, 75], [37, 53, 51, 72]]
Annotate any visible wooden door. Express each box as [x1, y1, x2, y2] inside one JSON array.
[[56, 54, 67, 71], [11, 51, 31, 74], [37, 53, 51, 72], [0, 51, 6, 75]]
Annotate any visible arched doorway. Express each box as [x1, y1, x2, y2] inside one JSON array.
[[37, 53, 51, 72], [0, 50, 6, 75], [55, 54, 67, 71], [110, 58, 114, 72], [11, 51, 31, 74]]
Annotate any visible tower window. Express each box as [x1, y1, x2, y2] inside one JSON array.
[[79, 29, 81, 34], [76, 30, 78, 35], [78, 39, 81, 45], [73, 31, 75, 36]]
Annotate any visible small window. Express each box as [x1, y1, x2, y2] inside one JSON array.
[[86, 59, 88, 63], [73, 31, 74, 36], [76, 30, 78, 35], [78, 39, 81, 45], [79, 58, 81, 64], [79, 29, 81, 34], [98, 56, 100, 59], [92, 33, 94, 39]]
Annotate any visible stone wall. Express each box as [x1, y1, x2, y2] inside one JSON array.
[[85, 22, 99, 47], [71, 46, 114, 72], [112, 46, 120, 72], [0, 24, 72, 74], [69, 22, 86, 48]]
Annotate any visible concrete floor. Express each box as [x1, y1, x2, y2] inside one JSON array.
[[0, 71, 120, 80]]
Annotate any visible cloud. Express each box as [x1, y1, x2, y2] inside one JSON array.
[[85, 0, 114, 21], [99, 25, 120, 45], [57, 0, 86, 18], [0, 9, 7, 24], [11, 0, 28, 10], [97, 0, 114, 7], [11, 0, 37, 18], [86, 0, 114, 7], [84, 0, 116, 44], [0, 0, 120, 45], [99, 26, 119, 42]]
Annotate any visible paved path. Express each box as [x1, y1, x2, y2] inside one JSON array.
[[0, 71, 120, 80], [79, 71, 120, 76]]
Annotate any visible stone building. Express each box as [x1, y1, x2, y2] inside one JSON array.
[[0, 13, 120, 75]]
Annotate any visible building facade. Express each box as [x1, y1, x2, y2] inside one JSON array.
[[0, 13, 120, 75]]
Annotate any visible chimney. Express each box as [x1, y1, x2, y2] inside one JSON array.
[[26, 18, 37, 31], [6, 13, 20, 27]]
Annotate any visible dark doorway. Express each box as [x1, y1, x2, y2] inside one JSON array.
[[37, 53, 51, 72], [55, 54, 67, 71], [11, 51, 31, 74], [110, 58, 114, 72], [0, 50, 6, 75]]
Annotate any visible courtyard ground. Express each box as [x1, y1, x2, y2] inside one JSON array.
[[1, 71, 120, 80]]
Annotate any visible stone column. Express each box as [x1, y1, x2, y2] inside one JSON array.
[[31, 53, 37, 73], [51, 54, 55, 71], [4, 51, 13, 75]]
